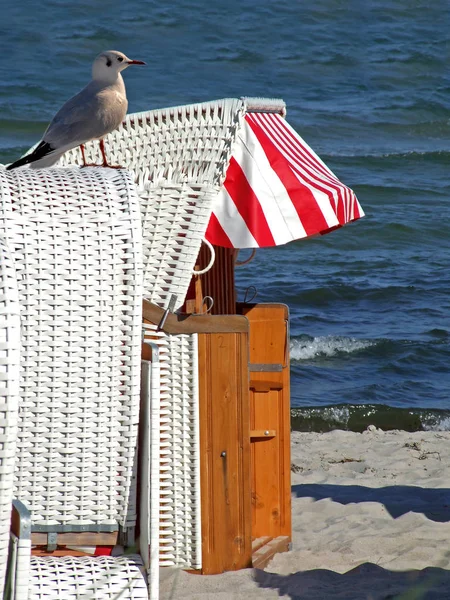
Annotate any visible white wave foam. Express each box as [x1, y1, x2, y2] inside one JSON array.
[[290, 336, 374, 361], [292, 405, 351, 426], [423, 416, 450, 432]]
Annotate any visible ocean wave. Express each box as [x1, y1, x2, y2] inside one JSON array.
[[290, 404, 450, 433], [321, 149, 450, 162], [290, 335, 375, 361]]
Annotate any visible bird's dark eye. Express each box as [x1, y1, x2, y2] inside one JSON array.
[[117, 56, 123, 62]]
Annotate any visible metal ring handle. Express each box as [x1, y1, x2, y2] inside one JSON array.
[[200, 296, 214, 315], [235, 248, 256, 266], [193, 239, 215, 275]]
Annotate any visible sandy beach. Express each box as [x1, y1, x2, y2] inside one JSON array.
[[161, 429, 450, 599]]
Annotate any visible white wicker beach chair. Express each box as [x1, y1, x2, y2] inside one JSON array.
[[0, 168, 148, 599], [0, 237, 20, 598], [61, 98, 253, 572], [60, 98, 267, 573]]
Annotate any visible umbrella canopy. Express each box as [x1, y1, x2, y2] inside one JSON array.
[[205, 111, 364, 248]]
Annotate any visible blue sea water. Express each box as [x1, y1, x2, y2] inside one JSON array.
[[0, 1, 449, 431]]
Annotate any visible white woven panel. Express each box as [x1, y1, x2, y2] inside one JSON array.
[[139, 184, 218, 309], [143, 326, 201, 569], [139, 357, 160, 600], [30, 555, 147, 599], [0, 238, 20, 598], [0, 168, 143, 529]]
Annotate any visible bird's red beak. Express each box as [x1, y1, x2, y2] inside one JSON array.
[[127, 59, 146, 65]]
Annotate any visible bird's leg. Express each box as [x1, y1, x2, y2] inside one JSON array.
[[99, 139, 109, 167], [80, 144, 87, 166], [99, 139, 123, 169]]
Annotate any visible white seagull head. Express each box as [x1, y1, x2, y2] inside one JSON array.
[[92, 50, 146, 82]]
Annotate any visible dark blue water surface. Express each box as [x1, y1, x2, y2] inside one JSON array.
[[1, 1, 449, 430]]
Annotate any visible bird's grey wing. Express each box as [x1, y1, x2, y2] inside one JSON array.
[[7, 83, 123, 170], [28, 149, 66, 169], [43, 84, 108, 151]]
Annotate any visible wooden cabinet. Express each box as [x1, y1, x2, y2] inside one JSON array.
[[197, 303, 291, 573]]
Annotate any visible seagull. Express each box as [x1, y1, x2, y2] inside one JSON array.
[[6, 50, 146, 170]]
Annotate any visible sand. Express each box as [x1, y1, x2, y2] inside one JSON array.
[[160, 429, 450, 599]]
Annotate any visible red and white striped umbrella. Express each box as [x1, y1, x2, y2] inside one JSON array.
[[205, 112, 364, 248]]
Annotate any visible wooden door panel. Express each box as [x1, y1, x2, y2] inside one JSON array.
[[198, 330, 252, 574], [239, 303, 291, 541]]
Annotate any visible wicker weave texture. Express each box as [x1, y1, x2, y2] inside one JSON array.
[[0, 237, 20, 598], [139, 184, 219, 308], [139, 357, 159, 600], [29, 555, 147, 599], [143, 325, 201, 569], [0, 168, 143, 529]]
